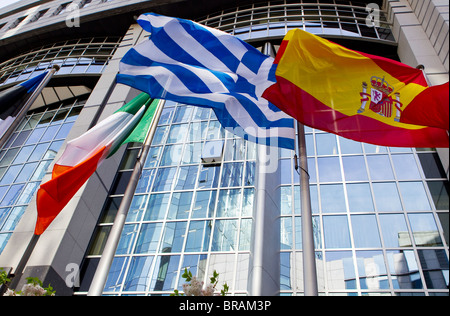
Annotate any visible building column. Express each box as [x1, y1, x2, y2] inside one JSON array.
[[385, 0, 449, 178]]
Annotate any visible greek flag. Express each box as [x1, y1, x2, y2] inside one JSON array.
[[117, 13, 295, 150]]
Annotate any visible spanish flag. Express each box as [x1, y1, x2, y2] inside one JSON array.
[[263, 29, 449, 148], [35, 94, 158, 235]]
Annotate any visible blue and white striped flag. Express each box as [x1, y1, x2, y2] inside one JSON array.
[[117, 13, 295, 150]]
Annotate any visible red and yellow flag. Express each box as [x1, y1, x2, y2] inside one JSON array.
[[263, 29, 449, 148]]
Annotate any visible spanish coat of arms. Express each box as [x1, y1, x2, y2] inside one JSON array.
[[358, 76, 403, 122]]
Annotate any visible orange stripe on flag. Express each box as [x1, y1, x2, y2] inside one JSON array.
[[35, 146, 107, 235]]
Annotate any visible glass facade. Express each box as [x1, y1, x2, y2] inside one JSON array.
[[280, 128, 449, 296], [197, 0, 394, 42], [79, 102, 257, 295], [0, 36, 121, 87], [0, 97, 86, 253], [73, 0, 449, 296]]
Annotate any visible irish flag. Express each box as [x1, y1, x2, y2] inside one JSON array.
[[263, 29, 449, 148], [35, 94, 159, 235]]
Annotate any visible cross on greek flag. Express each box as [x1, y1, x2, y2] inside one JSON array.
[[117, 13, 295, 150]]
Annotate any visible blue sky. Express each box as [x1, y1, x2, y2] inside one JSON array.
[[0, 0, 24, 10]]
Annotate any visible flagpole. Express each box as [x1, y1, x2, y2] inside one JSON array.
[[3, 66, 59, 289], [88, 99, 164, 296], [0, 65, 60, 148], [296, 121, 318, 296]]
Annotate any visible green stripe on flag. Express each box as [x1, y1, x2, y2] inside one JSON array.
[[107, 98, 159, 158], [122, 98, 159, 144], [115, 93, 151, 115]]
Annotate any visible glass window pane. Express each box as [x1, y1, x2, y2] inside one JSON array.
[[167, 124, 188, 144], [325, 251, 356, 289], [379, 214, 411, 248], [1, 206, 25, 232], [280, 252, 291, 290], [347, 183, 374, 212], [55, 122, 74, 139], [14, 146, 35, 164], [17, 182, 39, 205], [318, 157, 342, 182], [316, 133, 338, 155], [372, 182, 402, 212], [173, 106, 192, 123], [188, 121, 208, 141], [198, 165, 220, 189], [294, 216, 322, 249], [179, 254, 207, 289], [386, 250, 423, 289], [144, 193, 170, 221], [224, 138, 245, 161], [145, 147, 162, 168], [116, 224, 138, 255], [217, 189, 241, 217], [320, 184, 346, 213], [351, 215, 381, 248], [185, 220, 212, 252], [175, 165, 198, 190], [182, 142, 202, 164], [426, 181, 449, 210], [152, 167, 177, 192], [323, 215, 351, 248], [135, 223, 163, 254], [281, 217, 293, 249], [437, 213, 449, 246], [123, 256, 154, 292], [339, 137, 363, 154], [367, 155, 394, 180], [221, 162, 243, 187], [135, 169, 155, 194], [280, 186, 292, 215], [356, 251, 388, 290], [25, 127, 46, 145], [192, 190, 216, 219], [88, 226, 111, 255], [212, 219, 238, 251], [11, 130, 31, 147], [110, 172, 132, 195], [40, 125, 60, 142], [418, 153, 447, 178], [192, 107, 210, 121], [342, 156, 368, 181], [104, 257, 129, 292], [0, 165, 22, 185], [120, 149, 139, 170], [126, 195, 147, 223], [239, 218, 252, 250], [398, 182, 431, 211], [167, 192, 193, 220], [1, 184, 24, 207], [150, 255, 180, 291], [408, 213, 443, 247], [151, 126, 169, 145], [159, 108, 175, 125], [418, 250, 449, 289], [242, 188, 254, 216], [30, 160, 52, 181], [160, 222, 187, 253], [245, 161, 255, 186], [160, 144, 183, 166], [364, 143, 387, 154], [391, 154, 421, 180], [279, 159, 292, 185]]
